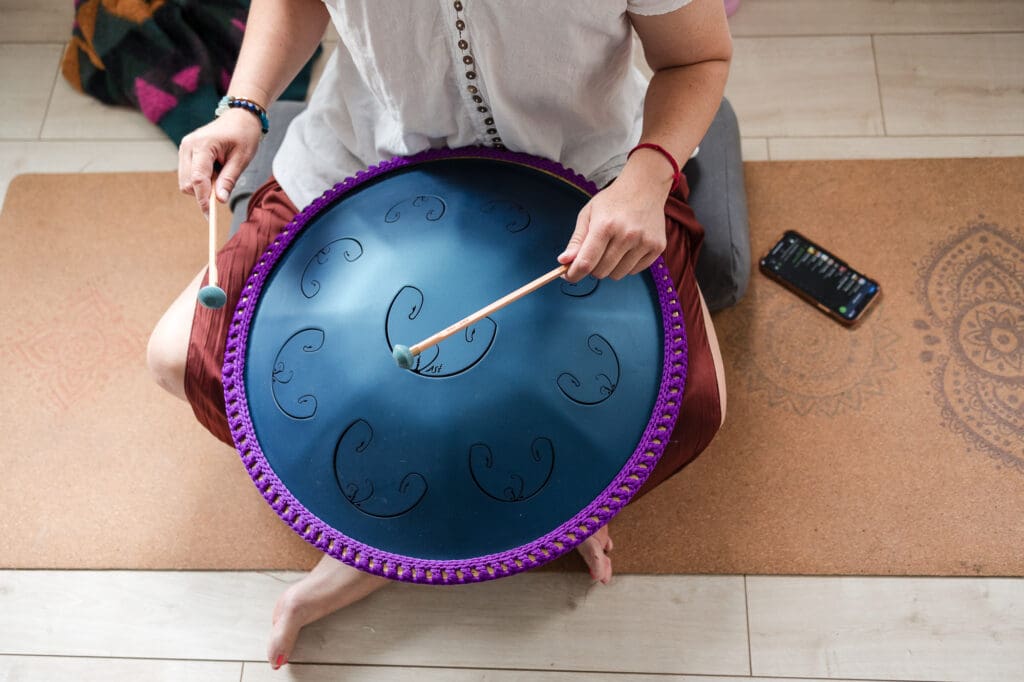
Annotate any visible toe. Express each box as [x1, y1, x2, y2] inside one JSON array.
[[267, 616, 297, 669], [590, 555, 613, 584], [267, 588, 302, 668], [592, 525, 614, 556], [577, 533, 614, 585]]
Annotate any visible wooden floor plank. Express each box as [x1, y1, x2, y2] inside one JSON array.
[[727, 0, 1024, 36], [747, 576, 1024, 682], [875, 34, 1024, 136], [244, 662, 907, 682], [768, 135, 1024, 160], [727, 37, 884, 138], [0, 571, 749, 675], [0, 655, 240, 682]]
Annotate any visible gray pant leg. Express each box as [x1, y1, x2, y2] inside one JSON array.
[[685, 98, 751, 312], [228, 100, 308, 237]]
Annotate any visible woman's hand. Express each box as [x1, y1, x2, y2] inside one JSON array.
[[178, 108, 264, 215], [560, 0, 731, 283], [176, 0, 329, 215], [558, 149, 675, 282]]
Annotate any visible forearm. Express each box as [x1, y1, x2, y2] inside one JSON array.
[[228, 0, 330, 107], [639, 58, 730, 172], [617, 59, 729, 194], [627, 0, 733, 190]]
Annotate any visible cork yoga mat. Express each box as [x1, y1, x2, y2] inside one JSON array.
[[1, 158, 1022, 576]]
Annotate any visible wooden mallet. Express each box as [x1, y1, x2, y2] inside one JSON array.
[[197, 195, 227, 309], [392, 264, 569, 369]]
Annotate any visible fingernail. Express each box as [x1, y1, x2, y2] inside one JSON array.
[[275, 654, 285, 668], [218, 188, 229, 202]]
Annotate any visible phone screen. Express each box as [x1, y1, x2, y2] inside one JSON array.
[[760, 231, 879, 322]]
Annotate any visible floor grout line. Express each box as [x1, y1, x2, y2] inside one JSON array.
[[729, 30, 1024, 40], [5, 31, 1015, 48], [0, 40, 69, 47], [0, 137, 171, 144], [755, 133, 1024, 140], [11, 133, 1024, 146], [37, 43, 64, 141], [0, 653, 250, 664], [870, 35, 889, 137], [0, 651, 975, 681], [15, 133, 1024, 147], [744, 574, 754, 675]]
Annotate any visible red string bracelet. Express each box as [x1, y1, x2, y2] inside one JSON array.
[[627, 142, 682, 192]]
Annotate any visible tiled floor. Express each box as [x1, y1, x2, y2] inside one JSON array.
[[1, 1, 1023, 680]]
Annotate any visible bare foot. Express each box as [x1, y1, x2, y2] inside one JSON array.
[[267, 554, 389, 669], [576, 525, 614, 584]]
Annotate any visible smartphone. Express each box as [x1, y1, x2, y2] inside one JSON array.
[[759, 230, 881, 327]]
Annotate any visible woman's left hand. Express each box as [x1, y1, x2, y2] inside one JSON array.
[[558, 151, 675, 282]]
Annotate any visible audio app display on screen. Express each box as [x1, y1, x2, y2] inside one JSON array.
[[762, 233, 878, 321]]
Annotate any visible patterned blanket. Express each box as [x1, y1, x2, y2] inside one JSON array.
[[62, 0, 318, 145]]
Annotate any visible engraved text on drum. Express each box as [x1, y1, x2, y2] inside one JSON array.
[[561, 275, 599, 298], [300, 238, 364, 298], [557, 334, 620, 405], [385, 285, 496, 377], [333, 419, 428, 518], [271, 328, 325, 419], [469, 437, 555, 502]]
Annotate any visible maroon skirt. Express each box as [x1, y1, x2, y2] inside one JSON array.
[[184, 175, 722, 498]]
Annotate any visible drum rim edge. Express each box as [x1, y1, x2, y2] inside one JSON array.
[[221, 145, 689, 585]]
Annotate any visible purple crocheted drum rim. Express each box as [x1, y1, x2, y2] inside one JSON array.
[[222, 146, 688, 585]]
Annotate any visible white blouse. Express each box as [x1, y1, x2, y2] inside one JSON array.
[[273, 0, 692, 209]]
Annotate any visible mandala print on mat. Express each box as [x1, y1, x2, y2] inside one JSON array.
[[2, 281, 145, 413], [915, 220, 1024, 470], [725, 287, 898, 416]]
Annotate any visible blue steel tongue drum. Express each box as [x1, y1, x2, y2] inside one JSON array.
[[223, 147, 687, 584]]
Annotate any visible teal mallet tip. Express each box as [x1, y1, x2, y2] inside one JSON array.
[[198, 284, 227, 309], [392, 344, 414, 369]]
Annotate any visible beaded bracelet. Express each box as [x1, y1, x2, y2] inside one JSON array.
[[627, 142, 682, 192], [215, 95, 269, 135]]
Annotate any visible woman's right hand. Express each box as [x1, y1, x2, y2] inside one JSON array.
[[178, 107, 264, 215]]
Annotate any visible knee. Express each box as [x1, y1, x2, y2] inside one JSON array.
[[146, 323, 187, 400]]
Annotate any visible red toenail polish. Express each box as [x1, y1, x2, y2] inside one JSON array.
[[275, 654, 284, 668]]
